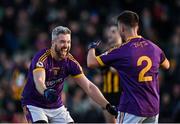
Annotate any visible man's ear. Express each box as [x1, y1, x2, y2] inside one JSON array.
[[121, 24, 125, 33], [136, 26, 139, 33]]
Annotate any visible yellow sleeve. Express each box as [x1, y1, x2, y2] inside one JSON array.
[[96, 56, 105, 66]]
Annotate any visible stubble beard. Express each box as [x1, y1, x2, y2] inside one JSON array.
[[54, 45, 70, 59]]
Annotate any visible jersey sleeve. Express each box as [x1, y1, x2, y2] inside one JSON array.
[[68, 58, 84, 78], [96, 47, 120, 67], [31, 50, 49, 73]]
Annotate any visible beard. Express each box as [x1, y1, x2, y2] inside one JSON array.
[[54, 45, 70, 59]]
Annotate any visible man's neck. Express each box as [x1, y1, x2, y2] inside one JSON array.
[[125, 31, 139, 42]]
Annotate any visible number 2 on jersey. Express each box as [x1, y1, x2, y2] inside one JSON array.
[[137, 56, 152, 82]]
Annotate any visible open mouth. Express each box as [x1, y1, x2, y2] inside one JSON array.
[[61, 48, 67, 52], [60, 48, 69, 56]]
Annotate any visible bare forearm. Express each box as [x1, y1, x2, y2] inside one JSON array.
[[161, 58, 170, 70], [33, 70, 47, 95], [87, 49, 99, 68], [74, 75, 108, 108], [35, 82, 46, 95], [87, 82, 109, 108]]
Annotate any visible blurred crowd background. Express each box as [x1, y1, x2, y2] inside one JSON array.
[[0, 0, 179, 123]]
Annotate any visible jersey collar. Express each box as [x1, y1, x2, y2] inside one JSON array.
[[126, 35, 142, 42]]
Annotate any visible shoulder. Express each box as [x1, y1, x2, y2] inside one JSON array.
[[31, 48, 51, 68], [102, 45, 121, 56], [67, 54, 78, 62], [145, 38, 163, 52], [66, 54, 83, 74], [108, 44, 121, 53], [33, 48, 51, 62], [67, 54, 81, 66]]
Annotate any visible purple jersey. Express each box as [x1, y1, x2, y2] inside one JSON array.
[[21, 48, 83, 108], [96, 36, 166, 117]]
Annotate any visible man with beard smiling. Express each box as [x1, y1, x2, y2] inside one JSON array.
[[21, 26, 117, 123]]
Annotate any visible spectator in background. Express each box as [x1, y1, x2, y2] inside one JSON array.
[[168, 26, 180, 82], [98, 22, 122, 123], [160, 93, 172, 122], [16, 9, 30, 49], [34, 31, 50, 51]]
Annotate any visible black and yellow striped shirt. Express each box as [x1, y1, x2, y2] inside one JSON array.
[[102, 67, 121, 94]]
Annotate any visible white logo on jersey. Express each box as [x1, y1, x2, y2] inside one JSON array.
[[36, 61, 44, 68], [46, 78, 63, 88]]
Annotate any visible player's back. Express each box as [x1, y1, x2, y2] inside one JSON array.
[[114, 37, 166, 117]]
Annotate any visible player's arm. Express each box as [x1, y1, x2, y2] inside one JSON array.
[[33, 68, 58, 102], [70, 56, 117, 116], [74, 74, 108, 108], [159, 50, 170, 70], [33, 68, 46, 95], [73, 74, 117, 116], [87, 41, 119, 69], [87, 41, 101, 68], [32, 51, 58, 102], [161, 58, 170, 69], [87, 48, 100, 68]]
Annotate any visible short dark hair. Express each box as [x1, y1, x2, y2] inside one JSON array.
[[117, 10, 139, 27], [52, 26, 71, 40]]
